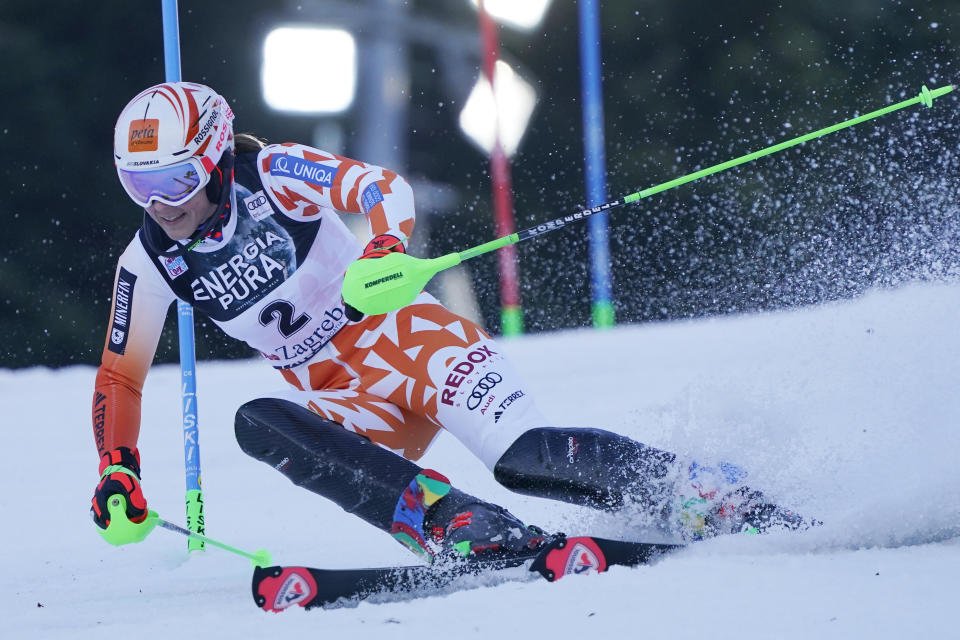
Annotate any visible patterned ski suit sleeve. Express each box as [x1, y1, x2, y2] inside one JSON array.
[[257, 143, 415, 245], [92, 239, 176, 457]]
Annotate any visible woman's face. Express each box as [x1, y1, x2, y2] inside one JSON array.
[[145, 188, 217, 241]]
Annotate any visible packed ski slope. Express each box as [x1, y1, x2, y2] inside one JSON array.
[[3, 282, 958, 639]]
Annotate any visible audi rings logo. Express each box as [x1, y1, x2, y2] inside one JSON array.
[[466, 372, 502, 410], [246, 194, 268, 210], [243, 190, 274, 221]]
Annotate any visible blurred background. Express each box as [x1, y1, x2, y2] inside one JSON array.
[[1, 0, 958, 369]]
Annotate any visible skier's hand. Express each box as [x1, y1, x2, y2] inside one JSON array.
[[359, 234, 406, 260], [91, 446, 148, 530], [344, 234, 406, 322]]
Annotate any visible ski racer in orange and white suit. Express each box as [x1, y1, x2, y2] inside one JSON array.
[[91, 82, 810, 562]]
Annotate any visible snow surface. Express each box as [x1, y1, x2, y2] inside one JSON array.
[[3, 282, 959, 639]]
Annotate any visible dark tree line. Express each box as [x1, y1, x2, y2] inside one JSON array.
[[1, 0, 957, 368]]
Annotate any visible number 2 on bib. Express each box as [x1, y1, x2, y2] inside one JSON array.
[[259, 300, 311, 338]]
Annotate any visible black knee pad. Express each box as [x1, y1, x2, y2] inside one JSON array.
[[493, 427, 676, 510], [235, 398, 423, 531]]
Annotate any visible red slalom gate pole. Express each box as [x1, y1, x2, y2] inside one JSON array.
[[478, 1, 523, 335]]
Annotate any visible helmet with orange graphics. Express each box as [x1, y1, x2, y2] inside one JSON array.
[[113, 81, 234, 209]]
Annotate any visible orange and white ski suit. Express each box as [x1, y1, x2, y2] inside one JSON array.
[[94, 143, 546, 467]]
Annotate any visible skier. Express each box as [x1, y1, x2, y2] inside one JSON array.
[[91, 82, 807, 564]]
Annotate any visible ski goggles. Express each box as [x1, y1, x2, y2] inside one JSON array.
[[117, 156, 212, 208]]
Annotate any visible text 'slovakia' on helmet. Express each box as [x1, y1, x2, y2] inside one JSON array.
[[113, 81, 234, 208]]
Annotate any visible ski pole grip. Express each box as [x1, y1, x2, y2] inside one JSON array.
[[98, 495, 158, 546]]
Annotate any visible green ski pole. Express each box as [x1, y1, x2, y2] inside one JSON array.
[[153, 515, 271, 568], [98, 495, 272, 568], [342, 84, 954, 316]]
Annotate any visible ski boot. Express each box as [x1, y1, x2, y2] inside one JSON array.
[[673, 461, 816, 541], [428, 499, 549, 563], [390, 470, 549, 565]]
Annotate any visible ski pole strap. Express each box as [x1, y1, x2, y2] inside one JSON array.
[[100, 464, 138, 480]]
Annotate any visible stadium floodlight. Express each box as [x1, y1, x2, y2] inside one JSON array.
[[262, 26, 357, 113], [469, 0, 552, 31], [458, 60, 536, 157]]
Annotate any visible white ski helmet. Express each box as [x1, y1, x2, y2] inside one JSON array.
[[114, 81, 234, 208]]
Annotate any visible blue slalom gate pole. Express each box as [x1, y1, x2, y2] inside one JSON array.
[[578, 0, 615, 328], [161, 0, 205, 552]]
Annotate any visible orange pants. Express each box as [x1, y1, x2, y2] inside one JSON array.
[[265, 293, 547, 467]]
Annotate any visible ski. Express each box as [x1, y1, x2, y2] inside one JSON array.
[[252, 535, 681, 612]]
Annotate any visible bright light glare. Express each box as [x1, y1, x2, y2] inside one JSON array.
[[470, 0, 551, 31], [262, 27, 356, 113], [459, 60, 536, 157]]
